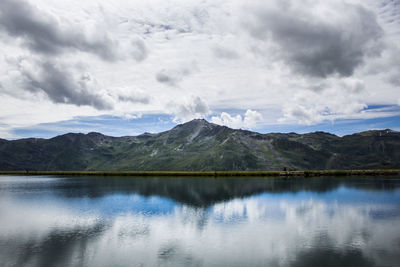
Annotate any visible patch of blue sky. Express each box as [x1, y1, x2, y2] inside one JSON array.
[[246, 186, 400, 206], [208, 186, 400, 223], [80, 194, 178, 216], [11, 114, 176, 139], [256, 115, 400, 136], [256, 105, 400, 136], [12, 193, 179, 217], [8, 105, 400, 139]]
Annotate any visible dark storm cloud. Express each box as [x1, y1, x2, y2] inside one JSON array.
[[0, 0, 118, 61], [245, 1, 383, 78], [17, 58, 113, 110]]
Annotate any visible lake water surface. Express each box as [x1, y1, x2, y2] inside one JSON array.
[[0, 176, 400, 266]]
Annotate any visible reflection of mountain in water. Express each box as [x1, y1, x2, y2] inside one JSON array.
[[0, 206, 379, 267], [54, 176, 400, 207], [2, 224, 106, 267], [1, 176, 400, 267]]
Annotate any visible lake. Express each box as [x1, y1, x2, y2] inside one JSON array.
[[0, 176, 400, 267]]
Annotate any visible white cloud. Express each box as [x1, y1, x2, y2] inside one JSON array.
[[1, 191, 399, 266], [14, 56, 114, 110], [131, 38, 148, 62], [211, 109, 263, 129], [243, 0, 383, 78], [168, 96, 210, 123], [280, 78, 368, 125], [0, 0, 399, 136]]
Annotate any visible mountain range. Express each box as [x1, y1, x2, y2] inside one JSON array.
[[1, 119, 399, 171]]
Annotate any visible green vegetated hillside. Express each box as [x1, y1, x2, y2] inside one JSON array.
[[1, 119, 400, 171]]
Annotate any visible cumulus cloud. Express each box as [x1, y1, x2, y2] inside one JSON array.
[[0, 0, 119, 61], [169, 96, 210, 123], [368, 43, 400, 86], [244, 0, 383, 78], [280, 78, 367, 125], [388, 75, 400, 86], [131, 38, 148, 62], [118, 94, 150, 105], [15, 57, 113, 110], [115, 88, 151, 104], [211, 110, 263, 129], [0, 0, 399, 137], [155, 70, 181, 87], [213, 46, 239, 59], [155, 63, 197, 86]]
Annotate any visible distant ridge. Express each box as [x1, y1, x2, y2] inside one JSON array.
[[1, 119, 400, 171]]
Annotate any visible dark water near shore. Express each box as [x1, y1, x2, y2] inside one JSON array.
[[0, 176, 400, 267]]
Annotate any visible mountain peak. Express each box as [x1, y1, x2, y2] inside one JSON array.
[[184, 118, 211, 125], [1, 124, 400, 171], [86, 132, 106, 138], [174, 119, 216, 130], [165, 119, 225, 142]]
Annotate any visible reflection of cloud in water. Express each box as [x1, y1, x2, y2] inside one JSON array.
[[1, 193, 400, 267]]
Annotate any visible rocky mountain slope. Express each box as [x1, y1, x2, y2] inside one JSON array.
[[1, 119, 399, 171]]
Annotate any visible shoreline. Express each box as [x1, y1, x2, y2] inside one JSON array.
[[0, 169, 400, 177]]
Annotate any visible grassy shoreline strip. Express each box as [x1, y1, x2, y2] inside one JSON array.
[[0, 169, 400, 177]]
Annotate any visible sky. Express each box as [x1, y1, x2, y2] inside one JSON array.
[[0, 0, 399, 139]]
